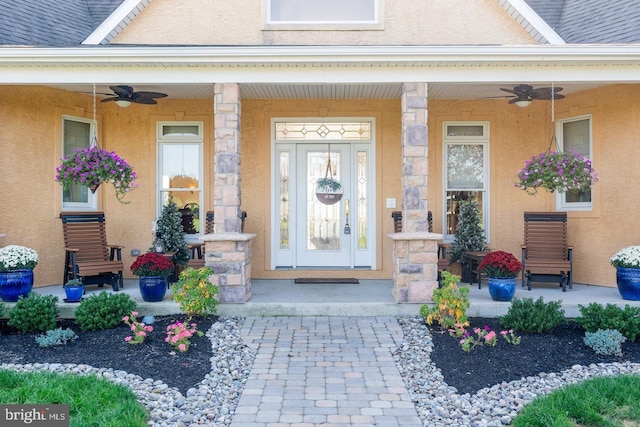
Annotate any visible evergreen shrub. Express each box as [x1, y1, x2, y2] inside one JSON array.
[[576, 303, 640, 342], [499, 297, 565, 333], [7, 293, 58, 333], [75, 292, 136, 331]]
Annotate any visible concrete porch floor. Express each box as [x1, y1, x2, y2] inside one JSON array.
[[28, 278, 640, 319]]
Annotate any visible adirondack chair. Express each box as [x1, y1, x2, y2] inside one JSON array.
[[521, 212, 573, 292], [187, 210, 247, 268], [60, 211, 124, 291]]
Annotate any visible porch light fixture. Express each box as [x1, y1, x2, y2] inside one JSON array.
[[115, 99, 132, 108], [514, 99, 532, 108]]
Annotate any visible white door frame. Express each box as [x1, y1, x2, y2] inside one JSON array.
[[270, 117, 376, 270]]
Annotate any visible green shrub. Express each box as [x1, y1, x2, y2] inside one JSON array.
[[499, 297, 565, 333], [584, 329, 626, 357], [172, 267, 219, 316], [576, 303, 640, 342], [7, 293, 58, 333], [35, 328, 78, 347], [420, 271, 470, 330], [75, 291, 136, 331]]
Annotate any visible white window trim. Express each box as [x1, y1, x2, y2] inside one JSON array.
[[263, 0, 384, 30], [156, 122, 204, 243], [442, 121, 490, 243], [555, 115, 593, 212], [61, 115, 98, 211]]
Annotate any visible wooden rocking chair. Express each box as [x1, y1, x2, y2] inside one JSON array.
[[521, 212, 573, 292], [60, 211, 124, 291]]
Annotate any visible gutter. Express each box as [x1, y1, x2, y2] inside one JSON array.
[[1, 44, 640, 66]]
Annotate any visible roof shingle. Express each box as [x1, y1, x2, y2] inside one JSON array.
[[0, 0, 123, 46]]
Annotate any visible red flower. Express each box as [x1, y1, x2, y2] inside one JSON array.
[[478, 251, 523, 278], [130, 252, 174, 277]]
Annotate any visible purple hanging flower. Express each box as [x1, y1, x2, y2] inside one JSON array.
[[514, 150, 599, 195], [55, 146, 139, 203]]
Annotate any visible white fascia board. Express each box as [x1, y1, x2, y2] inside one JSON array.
[[3, 63, 640, 85], [83, 0, 149, 45], [2, 44, 640, 62], [2, 45, 640, 83], [500, 0, 566, 45]]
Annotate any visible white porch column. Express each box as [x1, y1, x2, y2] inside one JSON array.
[[210, 83, 254, 303], [390, 82, 442, 303]]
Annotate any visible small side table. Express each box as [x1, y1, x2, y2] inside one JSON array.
[[467, 251, 489, 289]]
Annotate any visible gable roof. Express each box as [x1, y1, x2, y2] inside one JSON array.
[[2, 0, 640, 47], [0, 0, 124, 46], [525, 0, 640, 43]]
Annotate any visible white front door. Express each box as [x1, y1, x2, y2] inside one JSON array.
[[296, 144, 351, 266], [272, 119, 376, 270]]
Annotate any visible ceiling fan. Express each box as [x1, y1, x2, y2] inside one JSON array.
[[101, 85, 168, 106], [490, 84, 565, 107]]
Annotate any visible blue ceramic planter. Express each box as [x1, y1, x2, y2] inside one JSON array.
[[0, 269, 34, 302], [616, 267, 640, 301], [64, 285, 84, 302], [139, 276, 168, 302], [488, 277, 516, 302]]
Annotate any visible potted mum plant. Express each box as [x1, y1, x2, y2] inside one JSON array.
[[130, 252, 175, 302], [478, 250, 523, 301], [55, 146, 138, 203], [515, 150, 599, 196], [610, 246, 640, 300], [0, 245, 39, 302]]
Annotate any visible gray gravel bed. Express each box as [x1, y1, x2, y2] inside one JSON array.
[[4, 316, 640, 426]]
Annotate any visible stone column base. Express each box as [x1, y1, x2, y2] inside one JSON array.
[[388, 232, 443, 303], [202, 232, 256, 303]]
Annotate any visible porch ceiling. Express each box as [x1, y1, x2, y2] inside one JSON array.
[[48, 82, 608, 101]]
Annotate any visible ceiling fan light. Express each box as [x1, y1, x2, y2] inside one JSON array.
[[515, 99, 532, 108], [115, 99, 131, 108]]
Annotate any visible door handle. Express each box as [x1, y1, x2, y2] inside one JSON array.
[[344, 199, 351, 234]]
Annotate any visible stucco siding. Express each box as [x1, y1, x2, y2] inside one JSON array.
[[113, 0, 536, 46], [1, 84, 636, 289]]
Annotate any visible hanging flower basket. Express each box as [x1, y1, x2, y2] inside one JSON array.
[[56, 146, 139, 203], [315, 177, 343, 205], [515, 150, 598, 195]]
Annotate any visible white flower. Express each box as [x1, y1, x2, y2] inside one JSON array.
[[0, 245, 39, 272], [610, 246, 640, 269]]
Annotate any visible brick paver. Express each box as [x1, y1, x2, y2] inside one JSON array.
[[230, 317, 421, 427]]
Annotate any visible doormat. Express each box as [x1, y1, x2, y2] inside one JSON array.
[[294, 278, 359, 284]]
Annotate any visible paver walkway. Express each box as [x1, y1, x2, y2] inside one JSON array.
[[230, 316, 421, 427]]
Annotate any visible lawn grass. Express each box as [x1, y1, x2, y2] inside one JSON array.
[[512, 374, 640, 427], [0, 369, 148, 427]]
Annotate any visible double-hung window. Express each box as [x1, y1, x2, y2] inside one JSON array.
[[157, 122, 203, 243], [556, 115, 593, 211], [61, 116, 97, 210], [443, 122, 489, 242]]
